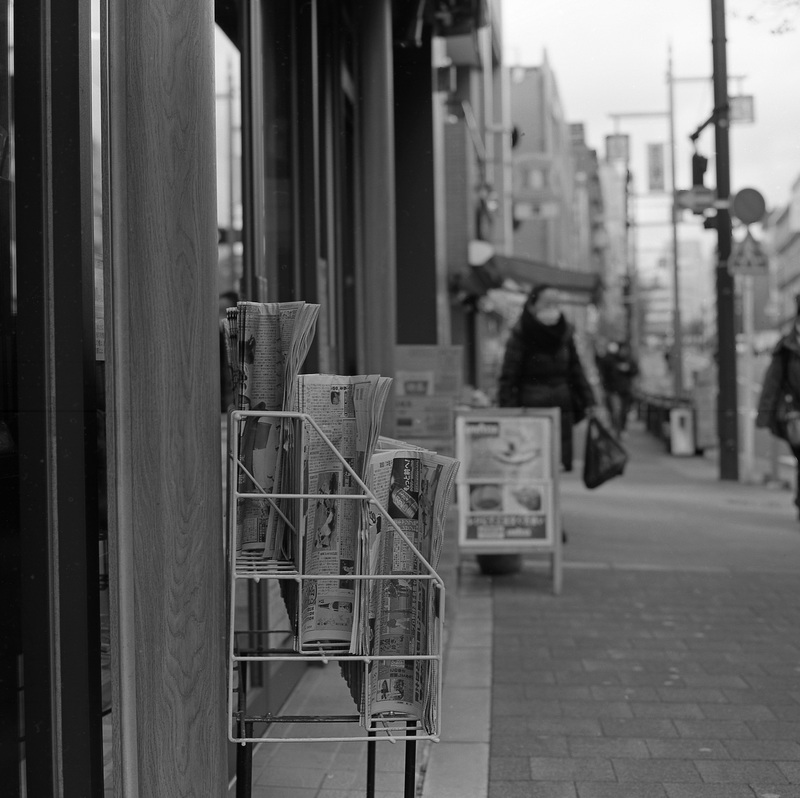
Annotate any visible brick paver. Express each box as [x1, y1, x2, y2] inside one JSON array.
[[491, 568, 800, 794], [484, 421, 800, 797]]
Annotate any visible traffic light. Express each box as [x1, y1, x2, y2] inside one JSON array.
[[692, 153, 708, 187]]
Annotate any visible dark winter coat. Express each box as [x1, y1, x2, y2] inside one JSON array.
[[497, 311, 596, 470], [597, 351, 639, 397], [756, 331, 800, 444]]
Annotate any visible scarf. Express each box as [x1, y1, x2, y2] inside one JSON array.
[[518, 310, 568, 352]]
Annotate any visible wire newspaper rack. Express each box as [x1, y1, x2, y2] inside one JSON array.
[[226, 410, 446, 751]]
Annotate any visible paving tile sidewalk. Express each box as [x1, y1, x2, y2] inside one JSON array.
[[487, 566, 800, 798], [444, 419, 800, 798]]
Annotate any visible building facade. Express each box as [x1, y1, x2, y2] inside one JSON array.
[[1, 0, 496, 794], [510, 57, 581, 270], [767, 175, 800, 330], [597, 156, 629, 343]]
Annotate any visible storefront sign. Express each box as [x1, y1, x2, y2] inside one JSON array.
[[647, 143, 665, 193], [394, 345, 463, 447], [395, 345, 463, 398], [605, 133, 630, 163], [729, 95, 755, 124]]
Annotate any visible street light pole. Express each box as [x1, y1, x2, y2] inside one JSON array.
[[624, 162, 633, 347], [667, 46, 685, 397], [711, 0, 739, 481]]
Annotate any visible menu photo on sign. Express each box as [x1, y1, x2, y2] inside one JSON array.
[[455, 409, 560, 550]]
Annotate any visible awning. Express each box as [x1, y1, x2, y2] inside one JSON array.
[[450, 255, 602, 306], [492, 254, 602, 303]]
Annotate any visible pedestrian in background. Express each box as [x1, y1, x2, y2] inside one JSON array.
[[497, 284, 598, 472], [596, 340, 639, 436], [756, 295, 800, 520], [219, 290, 239, 412]]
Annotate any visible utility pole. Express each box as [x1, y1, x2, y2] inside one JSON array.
[[711, 0, 739, 481], [624, 163, 633, 348], [607, 115, 663, 358], [667, 46, 684, 397]]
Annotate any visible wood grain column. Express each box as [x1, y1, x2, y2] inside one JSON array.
[[358, 0, 396, 427], [104, 0, 226, 794]]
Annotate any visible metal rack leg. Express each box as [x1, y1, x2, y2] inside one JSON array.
[[366, 730, 376, 798], [236, 732, 253, 798], [235, 661, 253, 798], [404, 722, 416, 798]]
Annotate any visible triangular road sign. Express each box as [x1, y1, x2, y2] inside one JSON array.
[[728, 231, 768, 275]]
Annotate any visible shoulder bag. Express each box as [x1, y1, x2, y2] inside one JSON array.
[[582, 416, 629, 490]]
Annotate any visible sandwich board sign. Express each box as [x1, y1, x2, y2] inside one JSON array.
[[455, 407, 562, 593]]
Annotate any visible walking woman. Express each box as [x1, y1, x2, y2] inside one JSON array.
[[756, 296, 800, 520], [497, 284, 598, 472]]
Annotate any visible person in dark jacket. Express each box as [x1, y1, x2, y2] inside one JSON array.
[[756, 296, 800, 518], [596, 340, 639, 435], [497, 284, 597, 472], [219, 290, 239, 412]]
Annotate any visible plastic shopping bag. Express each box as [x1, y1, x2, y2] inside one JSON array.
[[776, 391, 800, 447], [582, 416, 628, 490]]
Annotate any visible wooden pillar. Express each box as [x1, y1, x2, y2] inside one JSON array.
[[359, 0, 396, 375], [104, 0, 226, 794]]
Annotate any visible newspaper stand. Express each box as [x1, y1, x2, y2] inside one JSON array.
[[455, 408, 562, 594], [227, 410, 445, 798]]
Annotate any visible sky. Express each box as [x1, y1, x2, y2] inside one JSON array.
[[501, 0, 800, 274]]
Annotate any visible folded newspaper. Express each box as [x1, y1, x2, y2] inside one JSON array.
[[343, 440, 459, 735], [223, 300, 320, 560], [293, 374, 392, 651]]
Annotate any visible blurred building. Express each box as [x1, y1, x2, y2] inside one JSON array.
[[640, 273, 673, 342], [597, 153, 629, 343], [439, 0, 511, 389], [571, 123, 609, 289], [509, 57, 580, 269], [765, 174, 800, 332], [638, 240, 711, 343]]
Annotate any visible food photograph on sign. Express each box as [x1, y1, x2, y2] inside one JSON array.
[[468, 482, 549, 514], [460, 417, 550, 481]]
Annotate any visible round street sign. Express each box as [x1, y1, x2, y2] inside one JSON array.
[[732, 188, 766, 224]]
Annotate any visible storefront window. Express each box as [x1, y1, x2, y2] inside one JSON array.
[[5, 0, 106, 792], [0, 0, 18, 784], [215, 9, 307, 779]]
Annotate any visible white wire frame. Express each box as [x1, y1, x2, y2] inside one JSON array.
[[226, 410, 445, 744]]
